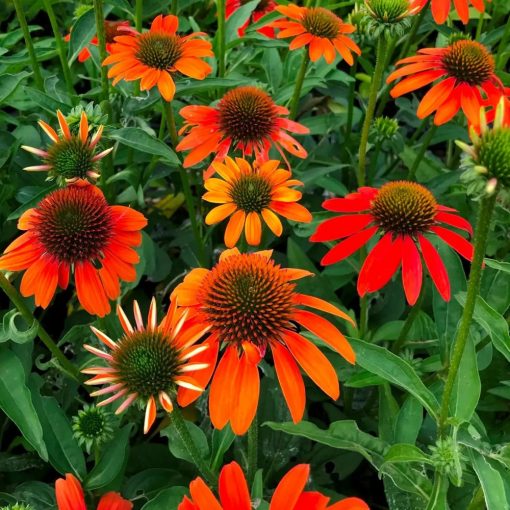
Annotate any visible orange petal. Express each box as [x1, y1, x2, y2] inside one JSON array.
[[218, 462, 251, 510], [269, 464, 310, 510]]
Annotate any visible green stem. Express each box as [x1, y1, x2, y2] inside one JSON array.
[[392, 286, 425, 354], [357, 36, 388, 187], [437, 193, 497, 436], [217, 0, 226, 77], [135, 0, 143, 32], [170, 407, 217, 486], [162, 100, 207, 267], [289, 51, 309, 120], [0, 272, 81, 382], [171, 0, 178, 14], [12, 0, 44, 90], [344, 59, 358, 144], [92, 0, 109, 102], [247, 414, 258, 487], [408, 124, 437, 181], [41, 0, 75, 97], [475, 11, 484, 41], [358, 246, 368, 338]]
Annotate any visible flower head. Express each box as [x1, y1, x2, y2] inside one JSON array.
[[103, 14, 213, 101], [270, 4, 360, 65], [55, 473, 132, 510], [364, 0, 419, 37], [83, 298, 211, 433], [204, 157, 312, 247], [410, 0, 489, 24], [0, 505, 32, 510], [227, 0, 277, 37], [387, 39, 504, 126], [65, 20, 130, 63], [172, 249, 355, 435], [21, 110, 112, 183], [177, 86, 309, 178], [0, 182, 147, 317], [179, 462, 369, 510], [72, 404, 114, 453], [311, 181, 474, 304], [457, 97, 510, 194]]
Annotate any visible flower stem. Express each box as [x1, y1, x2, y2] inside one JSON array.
[[92, 0, 109, 102], [437, 192, 497, 437], [408, 124, 437, 181], [289, 51, 309, 120], [217, 0, 226, 77], [12, 0, 44, 90], [135, 0, 143, 32], [392, 286, 425, 354], [170, 407, 217, 486], [358, 246, 368, 338], [162, 100, 207, 267], [41, 0, 75, 97], [357, 36, 388, 186], [247, 414, 258, 487], [0, 272, 81, 383], [171, 0, 178, 14], [344, 59, 358, 144]]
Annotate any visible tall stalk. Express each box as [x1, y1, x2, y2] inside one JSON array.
[[12, 0, 44, 90], [247, 415, 258, 486], [437, 193, 497, 436], [217, 0, 226, 77], [41, 0, 75, 96], [408, 124, 438, 181], [357, 36, 388, 186], [289, 51, 309, 120]]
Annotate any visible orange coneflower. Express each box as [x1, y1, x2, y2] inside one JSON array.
[[411, 0, 489, 24], [83, 297, 211, 433], [55, 473, 132, 510], [65, 20, 130, 63], [311, 181, 474, 304], [21, 110, 112, 183], [226, 0, 277, 37], [203, 157, 312, 247], [179, 462, 369, 510], [177, 86, 309, 178], [103, 14, 213, 101], [0, 181, 147, 317], [172, 248, 355, 435], [270, 4, 360, 65], [387, 39, 504, 126]]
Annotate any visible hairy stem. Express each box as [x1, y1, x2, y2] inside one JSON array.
[[289, 51, 309, 120], [247, 414, 258, 487]]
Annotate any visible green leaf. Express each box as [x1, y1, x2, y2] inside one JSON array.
[[383, 444, 432, 465], [0, 347, 47, 461], [210, 426, 235, 471], [394, 396, 423, 444], [0, 72, 30, 103], [141, 486, 188, 510], [0, 310, 38, 344], [69, 8, 96, 64], [23, 87, 71, 114], [225, 0, 258, 43], [469, 450, 509, 510], [162, 421, 209, 463], [109, 128, 179, 166], [85, 425, 131, 489], [349, 338, 439, 419], [28, 375, 86, 478], [7, 184, 58, 222], [485, 258, 510, 274]]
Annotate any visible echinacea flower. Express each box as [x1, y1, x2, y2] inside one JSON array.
[[83, 298, 211, 433], [172, 248, 355, 435], [72, 404, 114, 454], [179, 462, 369, 510], [457, 96, 510, 192], [203, 157, 312, 247], [387, 39, 504, 126], [177, 86, 309, 178], [55, 473, 132, 510], [103, 14, 213, 101], [270, 4, 360, 65], [0, 181, 147, 317], [226, 0, 277, 37], [410, 0, 489, 24], [65, 20, 130, 63], [21, 110, 112, 183], [311, 181, 474, 304], [365, 0, 420, 37]]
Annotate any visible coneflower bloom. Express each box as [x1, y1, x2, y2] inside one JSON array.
[[21, 110, 112, 183], [83, 298, 211, 433], [226, 0, 277, 37], [179, 462, 369, 510], [65, 20, 130, 63], [387, 39, 504, 126], [311, 181, 474, 304], [0, 181, 147, 317], [270, 4, 360, 65], [103, 14, 213, 101], [411, 0, 489, 24], [55, 473, 132, 510], [203, 157, 312, 247], [172, 248, 355, 435], [176, 86, 309, 178]]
